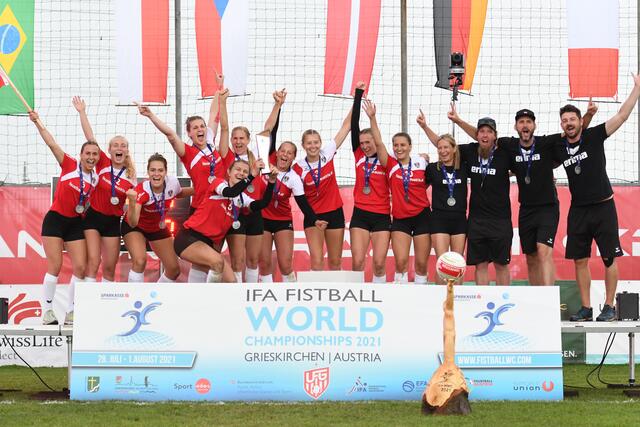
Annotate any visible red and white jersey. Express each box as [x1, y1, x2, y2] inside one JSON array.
[[387, 156, 429, 219], [353, 148, 390, 214], [184, 177, 255, 244], [126, 175, 182, 233], [89, 154, 136, 217], [51, 154, 99, 218], [261, 169, 305, 221], [292, 139, 343, 214], [180, 143, 225, 209]]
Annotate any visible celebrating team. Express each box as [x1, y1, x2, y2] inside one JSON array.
[[31, 74, 640, 324]]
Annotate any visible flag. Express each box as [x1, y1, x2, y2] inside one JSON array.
[[115, 0, 169, 104], [434, 0, 487, 92], [323, 0, 381, 96], [0, 0, 34, 114], [195, 0, 249, 97], [567, 0, 618, 99]]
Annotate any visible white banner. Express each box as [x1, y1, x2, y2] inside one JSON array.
[[71, 284, 562, 401]]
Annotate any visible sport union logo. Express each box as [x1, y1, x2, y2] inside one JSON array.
[[303, 367, 330, 400], [8, 293, 42, 324], [86, 376, 100, 393]]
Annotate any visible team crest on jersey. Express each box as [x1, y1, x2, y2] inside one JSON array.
[[168, 190, 174, 197], [304, 367, 330, 399], [282, 175, 289, 183]]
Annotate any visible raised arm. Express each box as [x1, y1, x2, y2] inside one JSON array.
[[218, 88, 230, 157], [416, 108, 442, 148], [351, 82, 365, 152], [72, 96, 96, 143], [363, 99, 388, 167], [605, 73, 640, 137], [581, 97, 598, 130], [334, 108, 353, 149], [259, 89, 286, 137], [207, 72, 224, 140], [137, 104, 185, 157], [29, 111, 64, 165], [125, 189, 141, 227], [447, 102, 478, 140]]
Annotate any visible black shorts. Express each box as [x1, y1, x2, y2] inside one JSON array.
[[121, 220, 172, 242], [429, 210, 467, 235], [226, 210, 264, 236], [41, 210, 85, 242], [304, 207, 345, 230], [349, 207, 391, 233], [263, 218, 294, 234], [519, 203, 559, 255], [566, 199, 623, 260], [173, 227, 216, 257], [391, 208, 431, 236], [83, 207, 122, 237], [467, 216, 513, 265]]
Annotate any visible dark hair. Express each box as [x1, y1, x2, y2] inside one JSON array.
[[559, 104, 582, 119], [147, 153, 167, 170], [185, 115, 206, 132], [278, 141, 297, 157], [392, 132, 412, 145], [80, 140, 100, 154]]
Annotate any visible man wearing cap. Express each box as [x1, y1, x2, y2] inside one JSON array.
[[448, 104, 595, 286], [555, 73, 640, 322]]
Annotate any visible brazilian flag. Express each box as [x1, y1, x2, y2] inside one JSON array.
[[0, 0, 33, 114]]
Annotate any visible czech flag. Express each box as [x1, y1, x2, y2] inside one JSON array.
[[433, 0, 488, 92], [114, 0, 169, 104], [567, 0, 618, 99], [195, 0, 249, 97], [324, 0, 381, 96]]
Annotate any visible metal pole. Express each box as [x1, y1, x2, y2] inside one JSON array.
[[400, 0, 408, 133], [175, 0, 184, 176], [637, 0, 639, 183]]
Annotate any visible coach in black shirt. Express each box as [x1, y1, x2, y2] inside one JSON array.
[[555, 73, 640, 322]]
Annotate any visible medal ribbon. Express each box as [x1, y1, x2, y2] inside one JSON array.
[[197, 144, 216, 178], [563, 137, 582, 172], [400, 160, 412, 201], [363, 156, 378, 188], [441, 165, 457, 200], [110, 164, 126, 199], [478, 147, 495, 186], [519, 139, 535, 182], [150, 181, 167, 224], [273, 170, 289, 204], [305, 157, 322, 192], [77, 165, 93, 208]]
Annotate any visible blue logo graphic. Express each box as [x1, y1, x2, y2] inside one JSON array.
[[119, 300, 162, 336], [473, 301, 515, 337], [402, 380, 415, 392]]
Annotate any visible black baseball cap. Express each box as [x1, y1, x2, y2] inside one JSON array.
[[515, 109, 536, 121], [477, 117, 497, 132]]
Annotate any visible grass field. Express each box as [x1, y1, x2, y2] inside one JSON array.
[[1, 364, 640, 426]]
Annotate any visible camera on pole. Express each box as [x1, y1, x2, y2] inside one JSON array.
[[449, 52, 465, 101]]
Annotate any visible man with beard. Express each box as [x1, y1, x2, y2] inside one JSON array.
[[449, 104, 596, 286], [556, 73, 640, 321]]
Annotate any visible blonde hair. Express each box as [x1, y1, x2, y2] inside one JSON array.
[[301, 129, 322, 146], [109, 135, 136, 179], [436, 134, 460, 170], [231, 126, 256, 168]]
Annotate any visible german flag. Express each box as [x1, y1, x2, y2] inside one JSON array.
[[434, 0, 488, 92]]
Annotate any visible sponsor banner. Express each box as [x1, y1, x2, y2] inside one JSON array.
[[0, 285, 70, 367], [70, 283, 562, 401], [2, 185, 640, 283]]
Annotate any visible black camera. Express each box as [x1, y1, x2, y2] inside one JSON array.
[[449, 52, 465, 82]]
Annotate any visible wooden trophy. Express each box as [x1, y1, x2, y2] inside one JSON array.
[[421, 253, 471, 415]]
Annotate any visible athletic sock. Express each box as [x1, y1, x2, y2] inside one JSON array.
[[234, 271, 243, 283], [67, 275, 80, 312], [42, 273, 58, 310], [259, 274, 273, 283], [207, 270, 222, 283], [128, 270, 145, 283], [372, 274, 387, 284], [414, 274, 428, 285], [84, 277, 97, 282], [245, 267, 259, 283], [394, 272, 408, 283], [157, 273, 175, 283], [101, 278, 113, 283], [187, 268, 207, 283], [282, 272, 297, 282]]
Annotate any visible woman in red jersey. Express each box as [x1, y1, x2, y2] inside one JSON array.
[[349, 83, 391, 283], [366, 100, 432, 284], [173, 159, 277, 282], [137, 74, 226, 283], [217, 88, 283, 283], [258, 91, 327, 282], [29, 110, 100, 326], [122, 153, 194, 283], [291, 107, 352, 271], [72, 97, 136, 283]]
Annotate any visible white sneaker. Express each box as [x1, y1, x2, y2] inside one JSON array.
[[42, 309, 58, 325], [64, 311, 74, 326]]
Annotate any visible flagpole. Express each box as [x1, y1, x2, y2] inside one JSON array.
[[400, 0, 408, 133], [175, 0, 184, 177]]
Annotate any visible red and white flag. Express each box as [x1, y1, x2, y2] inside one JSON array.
[[115, 0, 169, 104], [567, 0, 619, 99], [324, 0, 381, 96]]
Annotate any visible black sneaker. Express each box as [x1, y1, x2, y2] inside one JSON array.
[[569, 306, 593, 321], [596, 304, 616, 322]]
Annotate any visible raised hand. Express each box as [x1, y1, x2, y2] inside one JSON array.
[[416, 108, 427, 129], [267, 165, 279, 183], [126, 188, 137, 200], [251, 158, 265, 177], [218, 87, 230, 102], [72, 96, 86, 113], [28, 110, 40, 123], [136, 102, 153, 117], [447, 102, 460, 123], [586, 97, 598, 116], [362, 98, 376, 118], [356, 81, 366, 91], [214, 71, 224, 90]]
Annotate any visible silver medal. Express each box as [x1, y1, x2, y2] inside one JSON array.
[[247, 184, 254, 192], [75, 205, 85, 214], [208, 175, 214, 183], [362, 186, 371, 195], [574, 165, 581, 175], [232, 220, 241, 230], [524, 176, 531, 185], [447, 197, 456, 207], [110, 196, 119, 205], [158, 220, 166, 229]]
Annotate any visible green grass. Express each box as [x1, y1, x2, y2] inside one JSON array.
[[1, 365, 640, 426]]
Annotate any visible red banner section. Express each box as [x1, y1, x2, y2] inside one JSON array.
[[1, 185, 639, 284]]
